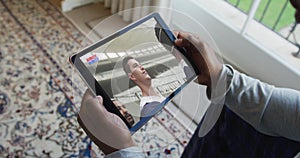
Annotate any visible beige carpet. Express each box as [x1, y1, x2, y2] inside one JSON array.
[[0, 0, 192, 157]]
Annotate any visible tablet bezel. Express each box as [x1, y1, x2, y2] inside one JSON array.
[[69, 12, 197, 133]]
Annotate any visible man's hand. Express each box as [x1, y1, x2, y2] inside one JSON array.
[[78, 90, 136, 155], [174, 32, 223, 96]]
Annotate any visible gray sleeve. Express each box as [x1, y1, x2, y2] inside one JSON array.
[[224, 66, 300, 141], [262, 87, 300, 141], [104, 146, 145, 158]]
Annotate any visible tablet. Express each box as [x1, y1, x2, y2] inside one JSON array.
[[70, 12, 197, 133]]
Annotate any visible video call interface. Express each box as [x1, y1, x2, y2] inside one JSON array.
[[80, 17, 195, 127]]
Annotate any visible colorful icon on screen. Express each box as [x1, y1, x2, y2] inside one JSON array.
[[86, 54, 99, 65]]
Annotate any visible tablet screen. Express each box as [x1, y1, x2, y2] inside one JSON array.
[[70, 13, 196, 132]]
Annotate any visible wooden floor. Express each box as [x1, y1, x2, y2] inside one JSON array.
[[51, 1, 130, 42], [49, 1, 109, 36]]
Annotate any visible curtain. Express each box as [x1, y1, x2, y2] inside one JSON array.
[[103, 0, 171, 22]]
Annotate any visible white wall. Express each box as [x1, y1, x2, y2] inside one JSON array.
[[62, 0, 102, 12], [171, 0, 300, 91]]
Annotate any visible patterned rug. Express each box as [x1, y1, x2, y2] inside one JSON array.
[[0, 0, 192, 157]]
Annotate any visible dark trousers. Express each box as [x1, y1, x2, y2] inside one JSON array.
[[181, 106, 300, 158]]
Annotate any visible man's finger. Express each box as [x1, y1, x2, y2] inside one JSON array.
[[96, 96, 103, 104]]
